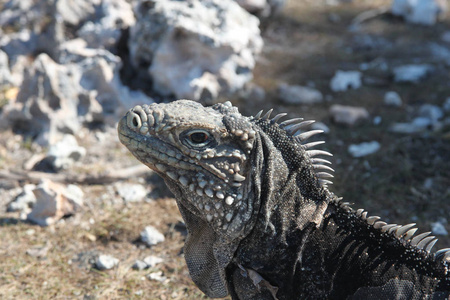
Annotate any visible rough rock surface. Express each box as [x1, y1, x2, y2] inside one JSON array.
[[27, 180, 84, 226], [348, 141, 381, 157], [45, 134, 86, 171], [96, 254, 119, 270], [128, 0, 263, 102], [140, 225, 165, 246]]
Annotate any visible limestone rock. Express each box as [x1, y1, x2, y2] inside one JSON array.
[[348, 141, 381, 158], [45, 134, 86, 171], [96, 254, 119, 270], [393, 64, 434, 83], [384, 91, 402, 107], [7, 184, 37, 212], [115, 182, 148, 203], [27, 180, 84, 226], [277, 83, 323, 105], [329, 105, 369, 126], [391, 0, 447, 26], [140, 226, 165, 246], [128, 0, 263, 102], [330, 70, 362, 92]]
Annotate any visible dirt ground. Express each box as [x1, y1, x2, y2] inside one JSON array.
[[1, 0, 449, 299]]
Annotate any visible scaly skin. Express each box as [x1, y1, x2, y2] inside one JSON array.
[[118, 100, 450, 300]]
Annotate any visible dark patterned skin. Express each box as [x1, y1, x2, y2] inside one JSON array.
[[118, 100, 450, 299]]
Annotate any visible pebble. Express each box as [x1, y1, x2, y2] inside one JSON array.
[[147, 271, 167, 282], [132, 260, 148, 271], [95, 255, 119, 270], [431, 221, 448, 236], [140, 226, 165, 246], [330, 70, 362, 92], [143, 255, 164, 268], [393, 64, 433, 83], [277, 83, 323, 104], [384, 91, 402, 107], [329, 105, 369, 126], [418, 104, 443, 123], [348, 141, 380, 157], [115, 183, 148, 203]]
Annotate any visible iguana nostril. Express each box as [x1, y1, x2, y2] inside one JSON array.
[[127, 112, 142, 129]]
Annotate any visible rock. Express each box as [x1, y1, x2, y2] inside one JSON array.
[[277, 83, 323, 105], [132, 260, 148, 271], [140, 226, 165, 246], [418, 104, 443, 124], [443, 97, 450, 112], [0, 49, 13, 86], [95, 254, 119, 270], [128, 0, 263, 102], [391, 0, 447, 26], [389, 117, 432, 134], [393, 64, 433, 83], [7, 184, 37, 212], [384, 91, 402, 107], [330, 70, 362, 92], [373, 116, 382, 125], [147, 271, 167, 282], [348, 141, 381, 158], [27, 180, 83, 226], [143, 255, 164, 268], [56, 0, 100, 26], [431, 221, 448, 236], [235, 0, 286, 17], [115, 183, 148, 203], [77, 0, 135, 49], [45, 135, 86, 171], [329, 105, 369, 126]]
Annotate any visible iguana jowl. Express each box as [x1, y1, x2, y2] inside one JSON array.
[[118, 100, 450, 299]]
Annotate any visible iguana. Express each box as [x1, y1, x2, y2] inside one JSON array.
[[118, 100, 450, 299]]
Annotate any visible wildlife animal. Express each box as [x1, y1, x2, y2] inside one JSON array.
[[118, 100, 450, 299]]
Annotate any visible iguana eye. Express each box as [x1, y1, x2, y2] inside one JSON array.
[[181, 129, 215, 149]]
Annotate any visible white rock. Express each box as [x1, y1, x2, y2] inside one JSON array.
[[277, 83, 323, 105], [418, 104, 443, 123], [7, 184, 37, 212], [46, 135, 86, 171], [348, 141, 381, 158], [140, 226, 165, 246], [0, 49, 12, 86], [56, 0, 100, 26], [431, 221, 448, 236], [384, 91, 402, 107], [389, 117, 432, 134], [143, 256, 164, 268], [329, 105, 369, 126], [27, 180, 83, 226], [393, 64, 433, 83], [96, 254, 119, 270], [391, 0, 447, 25], [330, 70, 362, 92], [443, 97, 450, 112], [115, 183, 148, 202], [132, 260, 148, 271], [129, 0, 263, 102], [147, 271, 167, 282]]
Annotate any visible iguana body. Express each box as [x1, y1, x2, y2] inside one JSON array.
[[118, 100, 450, 299]]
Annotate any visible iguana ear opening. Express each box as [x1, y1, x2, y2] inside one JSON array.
[[177, 201, 239, 298]]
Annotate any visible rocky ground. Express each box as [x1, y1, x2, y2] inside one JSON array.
[[1, 0, 450, 299]]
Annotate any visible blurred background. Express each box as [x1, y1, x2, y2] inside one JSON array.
[[0, 0, 449, 298]]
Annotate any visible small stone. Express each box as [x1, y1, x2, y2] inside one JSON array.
[[27, 180, 84, 226], [140, 226, 165, 246], [393, 64, 433, 83], [373, 116, 382, 125], [443, 97, 450, 112], [431, 221, 448, 236], [329, 105, 369, 126], [391, 0, 447, 26], [95, 254, 119, 270], [418, 104, 443, 124], [147, 271, 167, 282], [115, 183, 148, 202], [348, 141, 380, 158], [277, 83, 323, 105], [384, 91, 402, 107], [330, 70, 362, 92], [7, 184, 37, 212], [389, 118, 431, 134], [143, 255, 164, 268], [132, 260, 148, 271], [45, 134, 86, 171]]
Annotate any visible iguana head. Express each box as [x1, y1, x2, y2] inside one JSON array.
[[118, 99, 335, 297]]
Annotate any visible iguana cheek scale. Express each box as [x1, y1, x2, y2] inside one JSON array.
[[118, 100, 450, 300]]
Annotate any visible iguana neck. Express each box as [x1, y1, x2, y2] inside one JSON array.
[[230, 200, 449, 299]]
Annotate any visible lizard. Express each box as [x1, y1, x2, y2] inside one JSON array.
[[118, 99, 450, 299]]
